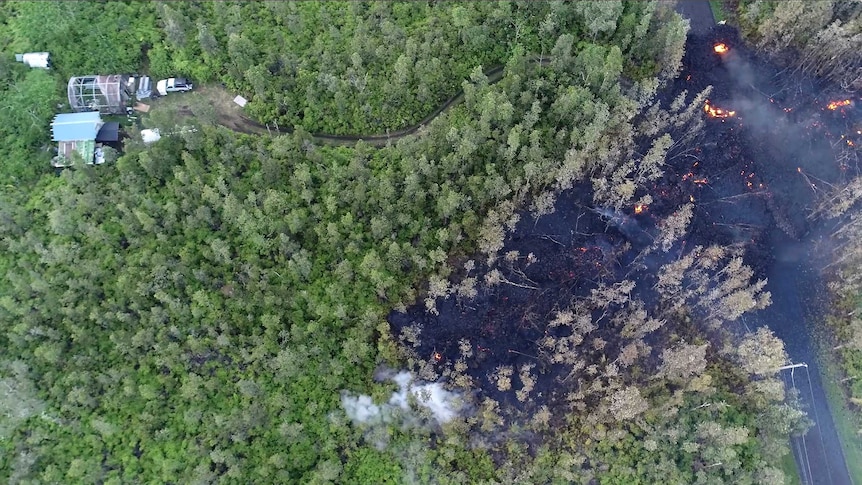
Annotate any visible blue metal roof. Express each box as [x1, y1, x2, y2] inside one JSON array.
[[51, 112, 103, 141]]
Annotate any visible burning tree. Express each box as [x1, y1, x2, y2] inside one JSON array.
[[593, 88, 712, 210], [703, 100, 736, 118]]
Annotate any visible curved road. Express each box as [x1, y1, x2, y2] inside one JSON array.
[[237, 58, 549, 147]]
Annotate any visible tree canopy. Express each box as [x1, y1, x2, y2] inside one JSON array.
[[0, 1, 817, 483]]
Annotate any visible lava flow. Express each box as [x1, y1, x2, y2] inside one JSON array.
[[713, 43, 729, 54], [634, 204, 647, 214], [827, 99, 852, 110], [704, 100, 736, 118]]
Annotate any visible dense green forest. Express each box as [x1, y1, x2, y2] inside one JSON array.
[[0, 1, 836, 483], [3, 1, 678, 135]]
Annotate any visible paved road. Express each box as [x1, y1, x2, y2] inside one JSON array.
[[768, 237, 853, 485], [673, 2, 854, 484], [675, 0, 717, 33]]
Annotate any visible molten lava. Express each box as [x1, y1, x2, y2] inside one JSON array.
[[432, 351, 442, 362], [704, 100, 736, 118], [827, 99, 852, 110], [713, 43, 729, 54], [634, 204, 647, 215]]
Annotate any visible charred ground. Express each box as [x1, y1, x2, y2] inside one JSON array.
[[390, 25, 861, 421]]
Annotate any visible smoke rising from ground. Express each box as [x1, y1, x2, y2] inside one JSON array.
[[340, 370, 462, 427]]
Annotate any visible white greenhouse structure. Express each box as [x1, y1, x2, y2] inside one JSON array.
[[67, 75, 134, 114]]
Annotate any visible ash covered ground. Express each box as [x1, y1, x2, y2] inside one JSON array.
[[390, 25, 861, 417]]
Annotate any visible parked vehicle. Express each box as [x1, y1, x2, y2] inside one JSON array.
[[156, 78, 193, 96]]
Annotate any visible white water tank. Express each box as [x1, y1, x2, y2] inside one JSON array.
[[15, 52, 50, 69]]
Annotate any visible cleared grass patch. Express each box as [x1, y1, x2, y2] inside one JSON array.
[[780, 451, 802, 485], [709, 0, 727, 22], [143, 85, 264, 134]]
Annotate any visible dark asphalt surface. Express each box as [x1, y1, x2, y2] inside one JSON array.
[[766, 236, 853, 485], [675, 0, 717, 33], [675, 2, 853, 484]]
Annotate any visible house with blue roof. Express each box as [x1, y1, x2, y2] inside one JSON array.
[[51, 112, 106, 167]]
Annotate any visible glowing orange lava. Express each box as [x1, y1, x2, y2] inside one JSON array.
[[432, 352, 442, 362], [713, 43, 729, 54], [827, 99, 852, 110], [634, 204, 647, 215], [704, 100, 736, 118]]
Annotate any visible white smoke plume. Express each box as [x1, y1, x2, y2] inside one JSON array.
[[341, 371, 462, 426], [340, 394, 385, 424]]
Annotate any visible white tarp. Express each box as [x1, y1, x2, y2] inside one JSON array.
[[233, 95, 248, 107], [16, 52, 50, 69], [141, 129, 161, 144]]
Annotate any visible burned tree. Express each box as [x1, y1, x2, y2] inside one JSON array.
[[655, 245, 771, 328], [658, 341, 709, 384]]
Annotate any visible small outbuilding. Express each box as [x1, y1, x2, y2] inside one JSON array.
[[67, 75, 134, 114], [96, 122, 120, 143], [51, 112, 104, 167]]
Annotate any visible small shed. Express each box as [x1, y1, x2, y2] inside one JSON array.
[[15, 52, 50, 69], [51, 112, 104, 167], [68, 75, 133, 114], [96, 122, 120, 142]]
